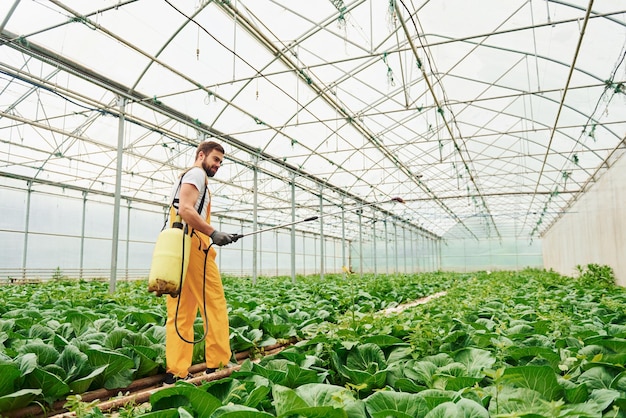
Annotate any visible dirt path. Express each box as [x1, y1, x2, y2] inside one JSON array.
[[380, 291, 447, 314]]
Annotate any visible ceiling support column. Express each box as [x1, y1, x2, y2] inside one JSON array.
[[341, 199, 346, 279], [109, 96, 125, 294], [290, 173, 296, 283], [21, 181, 32, 280], [252, 155, 258, 284], [80, 191, 87, 279], [384, 220, 389, 275], [410, 227, 415, 273], [319, 188, 324, 281], [125, 201, 131, 279], [373, 219, 378, 278], [394, 222, 399, 274], [358, 208, 363, 278], [402, 223, 407, 273]]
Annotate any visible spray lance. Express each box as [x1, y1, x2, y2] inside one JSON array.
[[230, 196, 406, 240]]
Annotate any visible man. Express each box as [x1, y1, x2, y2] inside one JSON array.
[[164, 140, 238, 384]]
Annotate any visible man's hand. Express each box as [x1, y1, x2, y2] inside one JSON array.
[[210, 230, 237, 246]]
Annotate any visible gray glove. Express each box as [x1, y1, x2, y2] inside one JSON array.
[[210, 230, 235, 246]]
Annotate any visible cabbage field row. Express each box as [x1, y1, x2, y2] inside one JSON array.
[[1, 265, 625, 417]]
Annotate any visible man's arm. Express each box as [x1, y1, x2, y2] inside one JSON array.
[[177, 183, 215, 237]]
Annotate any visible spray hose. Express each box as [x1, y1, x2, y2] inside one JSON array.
[[173, 226, 211, 345], [169, 196, 405, 343]]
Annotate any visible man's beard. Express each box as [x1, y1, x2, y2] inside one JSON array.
[[203, 163, 216, 177]]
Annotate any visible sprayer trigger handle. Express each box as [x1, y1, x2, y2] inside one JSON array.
[[231, 234, 244, 242]]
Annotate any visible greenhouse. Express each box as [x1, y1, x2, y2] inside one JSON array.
[[0, 1, 625, 417]]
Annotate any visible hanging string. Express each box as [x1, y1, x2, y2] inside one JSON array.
[[232, 0, 237, 80], [296, 46, 299, 124], [382, 52, 395, 87], [545, 0, 553, 26], [562, 171, 571, 189], [530, 189, 559, 241], [196, 25, 200, 60]]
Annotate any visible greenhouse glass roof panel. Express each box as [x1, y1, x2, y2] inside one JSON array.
[[0, 0, 624, 241]]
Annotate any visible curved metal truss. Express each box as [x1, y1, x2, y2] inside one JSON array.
[[1, 0, 625, 243]]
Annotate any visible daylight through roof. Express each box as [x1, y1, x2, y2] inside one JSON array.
[[1, 0, 625, 244]]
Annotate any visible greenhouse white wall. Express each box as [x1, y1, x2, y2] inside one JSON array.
[[0, 178, 348, 280], [2, 174, 548, 280], [543, 152, 626, 285]]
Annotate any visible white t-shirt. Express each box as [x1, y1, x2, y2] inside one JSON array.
[[168, 167, 209, 222]]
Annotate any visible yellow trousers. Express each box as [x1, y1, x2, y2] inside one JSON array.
[[165, 232, 231, 378]]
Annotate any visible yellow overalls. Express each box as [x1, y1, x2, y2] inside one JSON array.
[[165, 195, 232, 378]]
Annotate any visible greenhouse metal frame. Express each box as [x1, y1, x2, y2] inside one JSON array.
[[0, 0, 625, 284]]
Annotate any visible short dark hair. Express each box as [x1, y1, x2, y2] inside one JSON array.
[[196, 140, 225, 159]]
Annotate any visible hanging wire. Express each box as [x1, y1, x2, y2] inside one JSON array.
[[545, 0, 553, 26], [296, 45, 299, 124], [232, 0, 237, 80], [528, 0, 541, 113], [395, 0, 498, 241], [583, 45, 626, 137], [548, 39, 626, 214], [530, 189, 559, 241], [196, 25, 200, 60], [528, 0, 595, 237]]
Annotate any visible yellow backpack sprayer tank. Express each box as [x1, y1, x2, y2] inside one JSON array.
[[148, 215, 190, 297]]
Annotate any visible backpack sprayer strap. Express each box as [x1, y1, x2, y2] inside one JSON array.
[[188, 186, 207, 249], [161, 175, 185, 232], [164, 167, 208, 235]]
